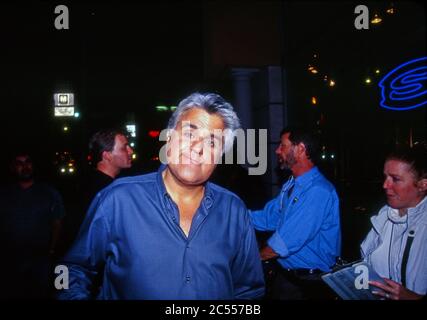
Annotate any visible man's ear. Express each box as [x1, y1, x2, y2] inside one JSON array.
[[102, 150, 112, 162], [297, 142, 307, 159], [417, 178, 427, 192]]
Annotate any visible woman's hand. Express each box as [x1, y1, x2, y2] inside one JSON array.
[[370, 278, 424, 300]]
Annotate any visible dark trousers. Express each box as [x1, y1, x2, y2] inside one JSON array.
[[264, 261, 337, 300]]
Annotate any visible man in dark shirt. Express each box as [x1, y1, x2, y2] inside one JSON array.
[[0, 152, 65, 298], [64, 129, 134, 251], [57, 92, 264, 299], [86, 129, 134, 202]]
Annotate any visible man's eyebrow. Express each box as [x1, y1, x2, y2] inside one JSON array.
[[182, 123, 199, 130], [210, 133, 222, 141], [384, 172, 401, 178]]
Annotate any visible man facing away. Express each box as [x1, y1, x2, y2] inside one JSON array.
[[250, 127, 341, 300], [57, 92, 264, 299]]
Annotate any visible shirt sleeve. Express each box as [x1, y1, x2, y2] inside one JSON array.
[[268, 186, 339, 257], [249, 193, 283, 232], [232, 207, 265, 299], [56, 193, 111, 300]]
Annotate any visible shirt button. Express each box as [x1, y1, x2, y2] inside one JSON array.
[[186, 276, 191, 283]]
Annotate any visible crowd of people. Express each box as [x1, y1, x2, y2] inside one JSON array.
[[0, 92, 425, 300]]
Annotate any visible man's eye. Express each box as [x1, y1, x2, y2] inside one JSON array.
[[204, 138, 216, 148], [183, 131, 193, 138]]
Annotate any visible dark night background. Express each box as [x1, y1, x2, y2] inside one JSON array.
[[0, 1, 426, 260]]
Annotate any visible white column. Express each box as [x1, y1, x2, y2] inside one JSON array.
[[231, 68, 259, 129]]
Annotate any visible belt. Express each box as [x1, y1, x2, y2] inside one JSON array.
[[280, 268, 323, 277]]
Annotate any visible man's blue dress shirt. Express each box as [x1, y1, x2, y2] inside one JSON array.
[[58, 166, 264, 300], [250, 167, 341, 271]]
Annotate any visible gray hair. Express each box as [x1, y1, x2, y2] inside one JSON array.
[[167, 92, 241, 153]]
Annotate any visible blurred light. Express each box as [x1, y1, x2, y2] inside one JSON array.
[[60, 168, 66, 173], [323, 75, 328, 81], [308, 66, 319, 74], [375, 69, 381, 74], [130, 142, 135, 147], [386, 6, 395, 14], [68, 168, 74, 173], [63, 126, 69, 131], [151, 156, 160, 161], [365, 78, 372, 84], [170, 106, 177, 111], [329, 79, 336, 87], [313, 54, 318, 58], [149, 130, 160, 138], [68, 162, 73, 167], [371, 14, 382, 24], [132, 153, 137, 160], [321, 154, 326, 160], [74, 112, 80, 118], [126, 124, 136, 137], [311, 96, 317, 105], [331, 154, 335, 159], [156, 105, 168, 112]]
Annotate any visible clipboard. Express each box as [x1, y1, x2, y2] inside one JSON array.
[[321, 260, 386, 300]]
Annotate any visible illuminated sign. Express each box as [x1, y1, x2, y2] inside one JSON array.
[[54, 107, 75, 117], [379, 57, 427, 111], [126, 124, 136, 137], [54, 93, 74, 106]]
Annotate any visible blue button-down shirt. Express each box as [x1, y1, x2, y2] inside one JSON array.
[[250, 167, 341, 271], [58, 166, 264, 300]]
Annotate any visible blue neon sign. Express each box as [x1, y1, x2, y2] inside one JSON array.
[[379, 57, 427, 111]]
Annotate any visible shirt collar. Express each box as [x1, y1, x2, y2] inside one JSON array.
[[387, 207, 408, 224], [156, 164, 215, 211], [294, 166, 320, 187], [406, 195, 427, 224]]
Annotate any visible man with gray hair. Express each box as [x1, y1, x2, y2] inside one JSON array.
[[57, 92, 265, 299]]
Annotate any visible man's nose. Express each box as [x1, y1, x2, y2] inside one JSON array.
[[383, 178, 391, 190], [191, 138, 204, 155]]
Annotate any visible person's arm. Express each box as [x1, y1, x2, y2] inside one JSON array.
[[56, 195, 111, 300], [370, 278, 424, 300], [249, 194, 283, 232], [268, 187, 339, 258], [232, 208, 265, 299]]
